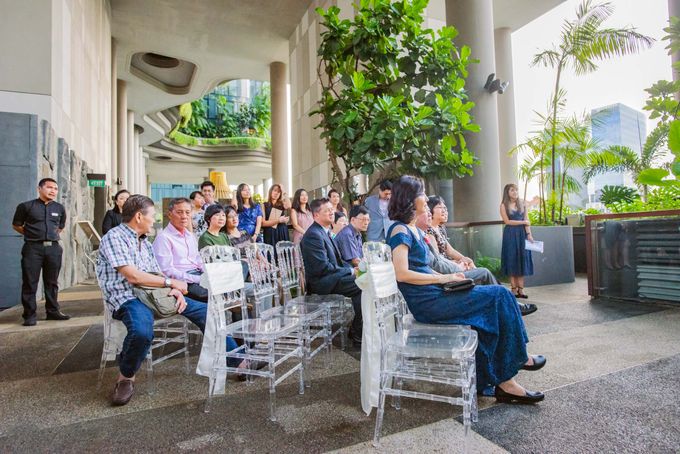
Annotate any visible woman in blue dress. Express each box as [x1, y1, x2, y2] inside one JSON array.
[[235, 183, 263, 242], [386, 176, 545, 404], [500, 183, 533, 299]]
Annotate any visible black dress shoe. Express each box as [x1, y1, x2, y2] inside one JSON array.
[[519, 303, 538, 317], [22, 318, 37, 327], [522, 354, 546, 371], [46, 311, 71, 321], [495, 386, 544, 404]]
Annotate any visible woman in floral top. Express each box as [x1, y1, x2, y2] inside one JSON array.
[[426, 195, 475, 270]]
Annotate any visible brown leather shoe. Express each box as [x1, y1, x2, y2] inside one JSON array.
[[111, 379, 135, 406]]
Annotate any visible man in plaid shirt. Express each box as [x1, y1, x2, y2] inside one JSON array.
[[97, 195, 242, 406]]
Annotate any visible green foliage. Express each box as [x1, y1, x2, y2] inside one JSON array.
[[168, 130, 270, 150], [636, 17, 680, 190], [474, 253, 505, 281], [599, 185, 639, 205], [177, 82, 271, 140], [313, 0, 478, 200], [607, 186, 680, 213]]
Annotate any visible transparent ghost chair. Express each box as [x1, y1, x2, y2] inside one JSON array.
[[97, 296, 191, 394], [200, 245, 305, 421], [269, 241, 333, 374], [244, 243, 281, 316], [275, 241, 355, 350], [362, 242, 478, 451]]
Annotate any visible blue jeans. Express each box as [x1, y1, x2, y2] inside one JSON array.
[[113, 297, 239, 378]]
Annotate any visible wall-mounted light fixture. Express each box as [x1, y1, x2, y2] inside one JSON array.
[[484, 73, 510, 94]]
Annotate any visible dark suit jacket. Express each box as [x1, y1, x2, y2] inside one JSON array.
[[300, 222, 353, 294]]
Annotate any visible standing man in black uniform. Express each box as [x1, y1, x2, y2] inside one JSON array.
[[12, 178, 71, 326]]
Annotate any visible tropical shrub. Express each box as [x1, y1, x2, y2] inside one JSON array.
[[599, 185, 639, 205], [474, 253, 505, 281]]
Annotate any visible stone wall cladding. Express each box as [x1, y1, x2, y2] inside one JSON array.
[[1, 113, 94, 308]]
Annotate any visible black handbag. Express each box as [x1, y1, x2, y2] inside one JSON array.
[[442, 278, 475, 293]]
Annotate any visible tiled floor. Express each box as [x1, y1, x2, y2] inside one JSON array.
[[1, 277, 679, 453]]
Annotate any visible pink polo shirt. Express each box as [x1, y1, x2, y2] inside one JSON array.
[[152, 222, 204, 284]]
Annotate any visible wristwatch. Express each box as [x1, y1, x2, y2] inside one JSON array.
[[164, 277, 172, 288]]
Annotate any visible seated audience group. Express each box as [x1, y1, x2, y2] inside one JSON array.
[[97, 176, 543, 407]]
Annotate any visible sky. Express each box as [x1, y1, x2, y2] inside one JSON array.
[[510, 0, 672, 198]]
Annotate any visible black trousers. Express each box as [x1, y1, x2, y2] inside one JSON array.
[[331, 275, 363, 338], [21, 241, 63, 319]]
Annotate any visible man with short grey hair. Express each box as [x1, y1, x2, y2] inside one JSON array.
[[153, 197, 208, 302]]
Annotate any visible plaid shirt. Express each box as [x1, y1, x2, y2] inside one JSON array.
[[97, 223, 161, 311]]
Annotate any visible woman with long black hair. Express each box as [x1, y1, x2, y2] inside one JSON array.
[[102, 189, 130, 235]]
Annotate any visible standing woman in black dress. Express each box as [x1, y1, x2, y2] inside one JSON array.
[[261, 183, 290, 247], [500, 183, 534, 299], [102, 189, 130, 235]]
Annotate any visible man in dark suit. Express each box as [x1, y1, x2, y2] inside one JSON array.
[[301, 197, 362, 344]]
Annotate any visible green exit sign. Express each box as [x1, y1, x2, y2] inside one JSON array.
[[88, 179, 106, 187]]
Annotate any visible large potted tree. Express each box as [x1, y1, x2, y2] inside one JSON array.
[[313, 0, 479, 199]]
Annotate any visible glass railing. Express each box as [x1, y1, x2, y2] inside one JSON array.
[[446, 222, 504, 278], [586, 211, 680, 303]]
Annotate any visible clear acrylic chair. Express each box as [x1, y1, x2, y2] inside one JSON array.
[[97, 297, 191, 395], [275, 241, 355, 350], [244, 243, 281, 316], [251, 241, 332, 378], [200, 245, 305, 421], [363, 242, 479, 451]]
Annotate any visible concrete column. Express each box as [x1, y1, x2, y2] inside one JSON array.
[[495, 27, 518, 187], [110, 40, 118, 188], [116, 80, 128, 189], [133, 129, 140, 194], [270, 61, 290, 193], [446, 0, 502, 222], [127, 110, 135, 193]]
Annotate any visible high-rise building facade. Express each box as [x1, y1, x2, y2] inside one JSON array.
[[588, 103, 647, 201]]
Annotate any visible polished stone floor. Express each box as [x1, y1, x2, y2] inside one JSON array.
[[1, 277, 679, 453]]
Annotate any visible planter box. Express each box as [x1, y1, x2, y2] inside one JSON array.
[[524, 225, 575, 287]]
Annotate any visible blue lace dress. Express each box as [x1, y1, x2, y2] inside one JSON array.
[[501, 208, 534, 277], [386, 222, 529, 392]]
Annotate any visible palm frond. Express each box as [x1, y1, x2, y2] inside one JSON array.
[[531, 49, 561, 68], [641, 122, 670, 165], [583, 28, 655, 61]]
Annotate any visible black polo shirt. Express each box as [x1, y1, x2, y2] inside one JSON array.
[[12, 198, 66, 242]]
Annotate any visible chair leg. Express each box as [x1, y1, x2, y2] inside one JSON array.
[[268, 343, 277, 422], [145, 354, 155, 395], [183, 320, 191, 374], [298, 332, 305, 395], [373, 380, 388, 447], [98, 339, 110, 390], [205, 376, 217, 413]]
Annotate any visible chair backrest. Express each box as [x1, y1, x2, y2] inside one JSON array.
[[76, 220, 101, 248], [244, 243, 280, 302], [275, 241, 306, 296], [200, 245, 247, 327], [362, 241, 407, 341]]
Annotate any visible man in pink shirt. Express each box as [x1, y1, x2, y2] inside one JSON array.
[[153, 197, 208, 302]]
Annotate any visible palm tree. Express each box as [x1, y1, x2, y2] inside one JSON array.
[[583, 123, 670, 200], [532, 0, 654, 222]]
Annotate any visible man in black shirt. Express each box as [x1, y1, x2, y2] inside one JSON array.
[[12, 178, 71, 326]]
